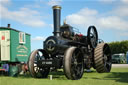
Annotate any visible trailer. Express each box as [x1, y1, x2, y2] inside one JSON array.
[[0, 24, 31, 76]]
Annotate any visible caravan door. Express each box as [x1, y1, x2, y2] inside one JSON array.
[[0, 31, 10, 61]]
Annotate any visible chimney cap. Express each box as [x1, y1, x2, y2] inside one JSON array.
[[52, 5, 61, 9]]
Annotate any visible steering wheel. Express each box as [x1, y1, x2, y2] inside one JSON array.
[[87, 26, 98, 48]]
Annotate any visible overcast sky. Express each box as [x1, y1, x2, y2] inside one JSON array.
[[0, 0, 128, 50]]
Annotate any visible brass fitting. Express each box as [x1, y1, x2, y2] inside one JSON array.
[[52, 5, 61, 9]]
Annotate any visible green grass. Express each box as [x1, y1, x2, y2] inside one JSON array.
[[0, 68, 128, 85]]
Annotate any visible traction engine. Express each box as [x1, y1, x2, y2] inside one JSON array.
[[28, 5, 112, 80]]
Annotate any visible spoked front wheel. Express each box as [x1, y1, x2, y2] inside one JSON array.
[[28, 49, 50, 78], [63, 47, 84, 80]]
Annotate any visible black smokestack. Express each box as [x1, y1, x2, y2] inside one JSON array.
[[52, 5, 61, 37], [7, 24, 10, 28]]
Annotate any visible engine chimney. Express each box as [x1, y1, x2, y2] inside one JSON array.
[[7, 24, 11, 28], [52, 5, 61, 37]]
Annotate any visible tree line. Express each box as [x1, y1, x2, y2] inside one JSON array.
[[109, 40, 128, 54], [108, 40, 128, 54]]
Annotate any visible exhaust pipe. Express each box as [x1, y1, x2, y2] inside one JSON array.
[[52, 5, 61, 37]]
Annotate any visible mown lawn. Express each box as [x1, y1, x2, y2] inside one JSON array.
[[0, 68, 128, 85]]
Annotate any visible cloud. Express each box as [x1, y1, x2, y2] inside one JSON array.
[[66, 8, 98, 27], [0, 0, 11, 5], [97, 16, 128, 30], [99, 0, 128, 4], [47, 0, 62, 6], [0, 0, 46, 27], [98, 0, 117, 3], [112, 5, 128, 17], [66, 5, 128, 31], [121, 0, 128, 4], [32, 36, 46, 41]]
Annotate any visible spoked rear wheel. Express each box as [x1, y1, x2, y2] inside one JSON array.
[[63, 47, 84, 80], [94, 43, 112, 73], [28, 49, 50, 78]]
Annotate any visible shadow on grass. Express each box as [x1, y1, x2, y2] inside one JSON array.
[[104, 72, 128, 83], [1, 70, 97, 80], [11, 71, 67, 80], [83, 72, 128, 83], [49, 70, 97, 80], [17, 74, 32, 78], [49, 71, 67, 80]]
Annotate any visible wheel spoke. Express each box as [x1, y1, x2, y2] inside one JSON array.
[[75, 51, 80, 57], [90, 33, 94, 38], [87, 26, 98, 48], [106, 61, 111, 66], [36, 52, 40, 60], [37, 52, 40, 57], [92, 40, 95, 47], [91, 28, 94, 34], [76, 68, 80, 76], [64, 47, 84, 80], [73, 50, 83, 78], [28, 49, 50, 78], [34, 61, 37, 64], [104, 46, 109, 54]]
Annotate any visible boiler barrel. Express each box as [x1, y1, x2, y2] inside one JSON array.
[[44, 36, 69, 55]]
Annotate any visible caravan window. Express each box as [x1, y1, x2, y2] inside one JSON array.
[[19, 32, 25, 44]]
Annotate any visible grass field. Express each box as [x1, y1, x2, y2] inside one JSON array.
[[0, 68, 128, 85]]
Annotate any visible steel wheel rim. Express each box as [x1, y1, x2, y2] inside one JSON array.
[[33, 50, 45, 76], [71, 49, 84, 79], [103, 45, 112, 72], [29, 49, 50, 78]]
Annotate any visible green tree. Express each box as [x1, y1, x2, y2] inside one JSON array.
[[109, 40, 128, 54]]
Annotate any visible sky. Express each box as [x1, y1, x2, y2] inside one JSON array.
[[0, 0, 128, 51]]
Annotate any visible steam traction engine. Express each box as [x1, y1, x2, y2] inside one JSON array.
[[28, 5, 112, 80]]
